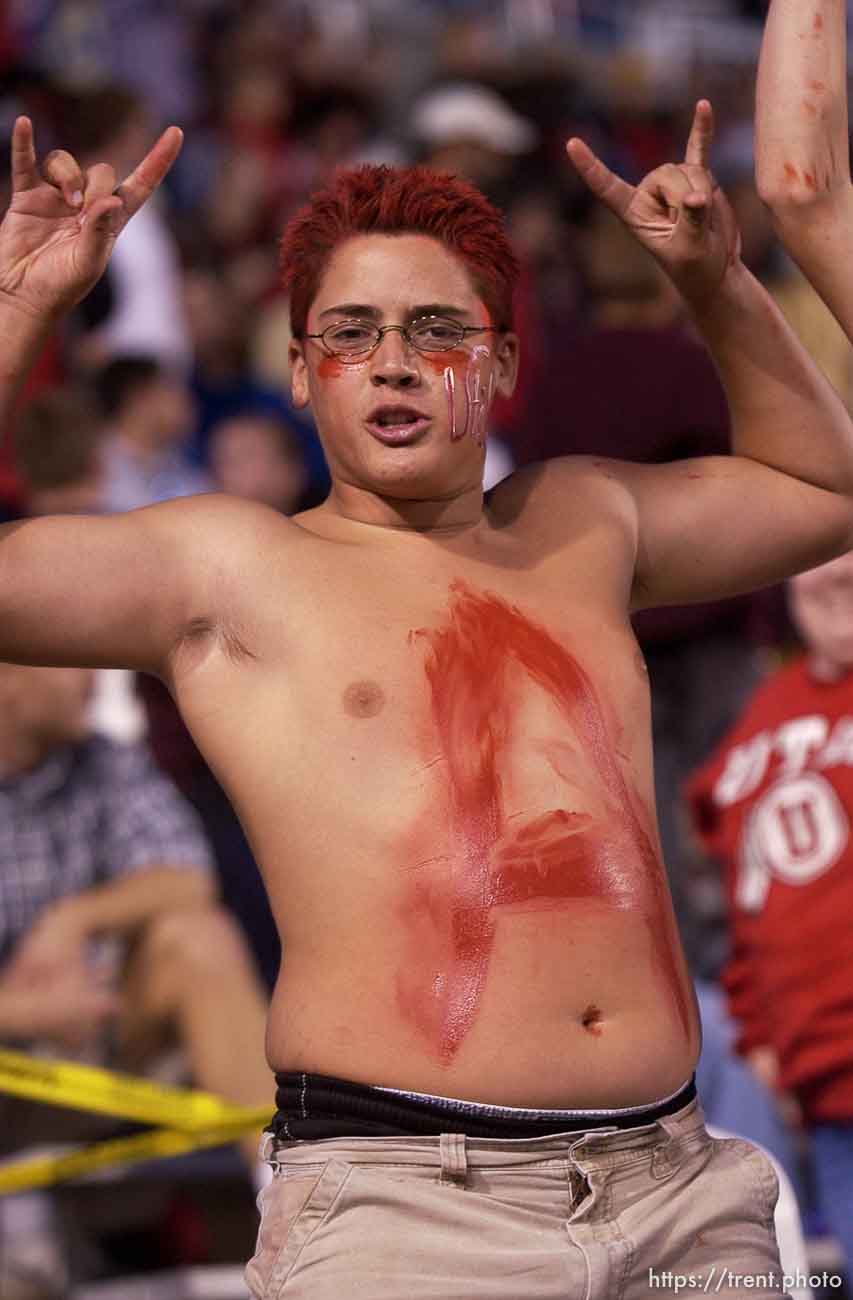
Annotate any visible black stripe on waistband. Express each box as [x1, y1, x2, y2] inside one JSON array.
[[270, 1072, 696, 1141]]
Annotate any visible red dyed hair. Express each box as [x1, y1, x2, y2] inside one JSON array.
[[280, 165, 519, 338]]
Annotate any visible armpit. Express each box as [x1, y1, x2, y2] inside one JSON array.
[[171, 613, 258, 678]]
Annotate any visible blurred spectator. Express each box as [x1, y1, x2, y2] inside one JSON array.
[[694, 976, 802, 1193], [12, 1, 199, 126], [209, 412, 309, 513], [0, 663, 270, 1157], [410, 81, 538, 206], [688, 552, 853, 1272], [95, 356, 212, 512], [204, 61, 302, 262], [289, 83, 386, 187], [14, 387, 106, 518], [0, 319, 66, 512], [182, 265, 328, 503], [0, 661, 271, 1294], [12, 383, 147, 742], [200, 49, 384, 304]]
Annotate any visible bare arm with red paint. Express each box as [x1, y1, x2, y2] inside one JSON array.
[[565, 103, 853, 609], [756, 0, 853, 339]]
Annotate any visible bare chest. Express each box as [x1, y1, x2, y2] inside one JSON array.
[[182, 545, 651, 841]]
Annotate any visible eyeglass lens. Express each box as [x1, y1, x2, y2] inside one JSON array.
[[322, 317, 465, 354]]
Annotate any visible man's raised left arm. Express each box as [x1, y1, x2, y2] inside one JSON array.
[[567, 102, 853, 609]]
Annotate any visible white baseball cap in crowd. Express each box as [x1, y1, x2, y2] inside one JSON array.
[[410, 83, 538, 155]]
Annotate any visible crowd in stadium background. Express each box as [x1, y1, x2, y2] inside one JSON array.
[[1, 0, 852, 1294]]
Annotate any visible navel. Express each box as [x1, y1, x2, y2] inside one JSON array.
[[580, 1004, 604, 1036]]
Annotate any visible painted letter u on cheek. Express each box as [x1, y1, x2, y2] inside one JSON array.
[[464, 345, 494, 447]]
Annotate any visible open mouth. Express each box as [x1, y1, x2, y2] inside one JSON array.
[[366, 406, 431, 444]]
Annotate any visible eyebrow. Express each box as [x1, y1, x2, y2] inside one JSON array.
[[317, 302, 472, 321]]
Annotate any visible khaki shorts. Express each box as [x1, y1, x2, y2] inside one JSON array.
[[247, 1095, 786, 1299]]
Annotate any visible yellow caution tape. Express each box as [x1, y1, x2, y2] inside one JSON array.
[[0, 1048, 267, 1130], [0, 1115, 272, 1194], [0, 1048, 273, 1194]]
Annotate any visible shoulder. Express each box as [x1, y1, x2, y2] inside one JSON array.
[[488, 457, 637, 527], [140, 491, 295, 539], [138, 492, 304, 591], [489, 455, 639, 545]]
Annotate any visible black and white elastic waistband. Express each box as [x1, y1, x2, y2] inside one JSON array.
[[270, 1071, 696, 1142]]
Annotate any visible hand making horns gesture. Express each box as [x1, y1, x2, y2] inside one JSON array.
[[0, 115, 183, 321], [567, 100, 741, 304]]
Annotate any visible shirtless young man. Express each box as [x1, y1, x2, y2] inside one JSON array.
[[1, 96, 850, 1296]]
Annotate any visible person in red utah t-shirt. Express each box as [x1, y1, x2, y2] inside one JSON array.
[[688, 551, 853, 1270]]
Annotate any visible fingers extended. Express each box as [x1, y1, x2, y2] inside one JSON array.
[[11, 117, 39, 193], [116, 126, 183, 220], [42, 148, 86, 208], [684, 99, 714, 170], [566, 137, 634, 218]]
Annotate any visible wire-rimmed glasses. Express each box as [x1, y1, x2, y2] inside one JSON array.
[[305, 316, 496, 360]]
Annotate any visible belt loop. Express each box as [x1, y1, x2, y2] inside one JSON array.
[[439, 1132, 468, 1186], [568, 1125, 617, 1162], [260, 1131, 276, 1165]]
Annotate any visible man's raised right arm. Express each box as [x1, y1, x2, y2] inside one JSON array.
[[756, 0, 853, 338], [0, 116, 218, 675]]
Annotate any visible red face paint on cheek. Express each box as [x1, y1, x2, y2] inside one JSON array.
[[424, 350, 465, 441], [464, 345, 494, 447], [396, 581, 692, 1065], [318, 356, 345, 379], [317, 352, 373, 380], [423, 350, 467, 376], [424, 348, 494, 447]]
